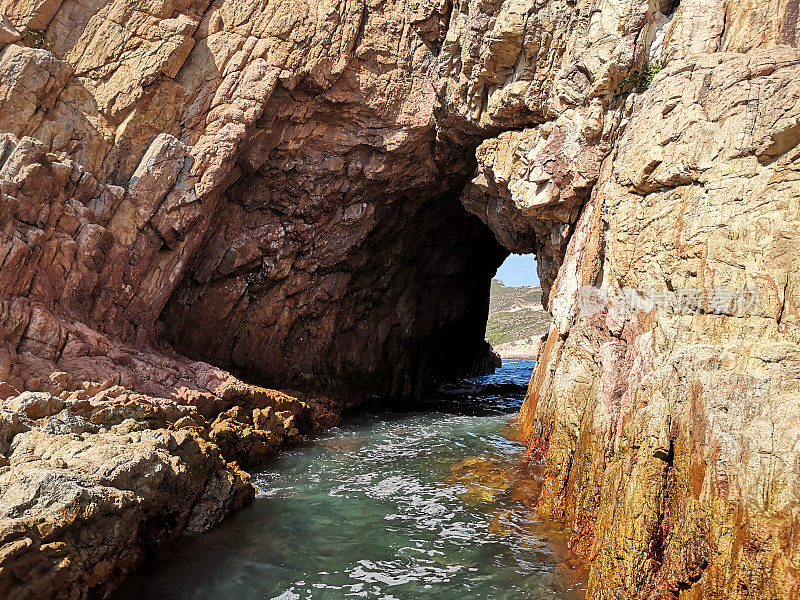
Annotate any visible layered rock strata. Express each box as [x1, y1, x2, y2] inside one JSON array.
[[0, 0, 507, 401], [1, 0, 800, 599], [437, 0, 800, 598], [518, 48, 800, 599], [454, 6, 800, 600]]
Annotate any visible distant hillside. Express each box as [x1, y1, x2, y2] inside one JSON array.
[[486, 279, 550, 358]]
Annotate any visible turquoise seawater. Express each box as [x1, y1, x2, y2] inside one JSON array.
[[114, 360, 585, 600]]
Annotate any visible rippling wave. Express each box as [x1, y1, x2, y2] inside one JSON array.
[[114, 360, 586, 600]]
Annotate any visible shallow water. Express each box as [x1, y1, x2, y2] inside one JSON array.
[[114, 360, 585, 600]]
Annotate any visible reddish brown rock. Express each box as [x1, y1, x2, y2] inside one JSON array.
[[1, 0, 800, 599]]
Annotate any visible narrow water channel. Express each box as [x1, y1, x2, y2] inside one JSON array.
[[114, 360, 585, 600]]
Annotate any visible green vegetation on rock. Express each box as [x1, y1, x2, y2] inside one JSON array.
[[486, 279, 550, 348]]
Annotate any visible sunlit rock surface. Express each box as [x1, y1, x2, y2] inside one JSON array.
[[1, 0, 800, 597], [0, 0, 504, 595], [519, 45, 800, 600]]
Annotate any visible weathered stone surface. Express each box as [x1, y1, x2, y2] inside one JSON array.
[[441, 2, 800, 598], [1, 0, 800, 598], [0, 0, 506, 401], [0, 423, 251, 600], [0, 382, 319, 598], [518, 47, 800, 599]]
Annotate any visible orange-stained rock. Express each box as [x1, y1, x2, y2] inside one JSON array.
[[517, 48, 800, 600]]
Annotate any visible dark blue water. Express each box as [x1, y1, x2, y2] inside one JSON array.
[[114, 360, 586, 600]]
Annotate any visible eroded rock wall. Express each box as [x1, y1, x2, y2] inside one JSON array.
[[0, 0, 508, 401], [1, 0, 800, 598], [463, 2, 800, 598], [520, 48, 800, 599], [0, 0, 506, 596]]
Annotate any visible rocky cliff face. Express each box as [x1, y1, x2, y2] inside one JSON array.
[[496, 5, 800, 600], [518, 48, 800, 599], [1, 0, 799, 598], [0, 0, 506, 595], [0, 0, 507, 403]]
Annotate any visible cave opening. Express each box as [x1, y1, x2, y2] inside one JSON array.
[[486, 254, 547, 361], [159, 175, 516, 402], [324, 189, 511, 400], [154, 79, 538, 403]]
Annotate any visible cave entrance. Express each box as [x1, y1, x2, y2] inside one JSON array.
[[162, 182, 512, 401], [486, 255, 549, 362]]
